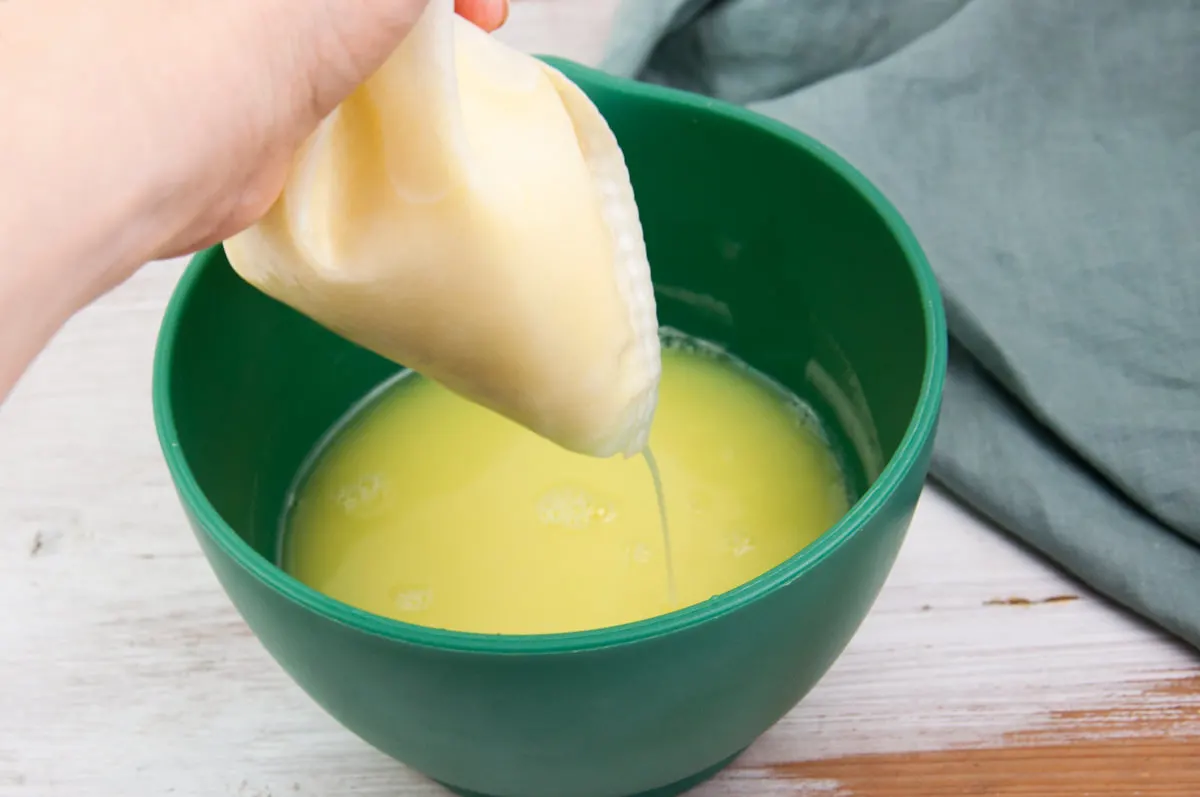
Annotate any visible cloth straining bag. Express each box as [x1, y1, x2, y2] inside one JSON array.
[[226, 0, 661, 460]]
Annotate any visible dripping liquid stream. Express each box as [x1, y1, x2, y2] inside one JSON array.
[[642, 445, 676, 605]]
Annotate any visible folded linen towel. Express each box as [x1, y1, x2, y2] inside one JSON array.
[[603, 0, 1200, 648]]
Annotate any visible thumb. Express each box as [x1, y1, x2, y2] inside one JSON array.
[[278, 0, 509, 126]]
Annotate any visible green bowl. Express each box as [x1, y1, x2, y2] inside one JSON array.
[[152, 59, 945, 797]]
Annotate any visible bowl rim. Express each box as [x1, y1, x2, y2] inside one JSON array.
[[152, 58, 947, 656]]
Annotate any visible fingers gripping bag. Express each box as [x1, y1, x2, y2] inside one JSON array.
[[224, 0, 660, 457]]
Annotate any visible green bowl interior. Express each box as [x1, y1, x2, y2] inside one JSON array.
[[153, 59, 945, 654]]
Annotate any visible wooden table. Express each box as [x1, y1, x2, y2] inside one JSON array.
[[2, 3, 1197, 795]]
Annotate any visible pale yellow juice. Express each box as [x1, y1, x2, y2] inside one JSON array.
[[283, 343, 850, 634]]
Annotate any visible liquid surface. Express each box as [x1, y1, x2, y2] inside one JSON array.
[[283, 346, 849, 634]]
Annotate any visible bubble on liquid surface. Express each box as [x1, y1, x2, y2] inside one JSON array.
[[391, 585, 433, 612], [726, 532, 755, 558], [537, 486, 617, 529], [334, 473, 386, 517], [629, 543, 652, 565]]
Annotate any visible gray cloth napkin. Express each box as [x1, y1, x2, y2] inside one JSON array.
[[602, 0, 1200, 648]]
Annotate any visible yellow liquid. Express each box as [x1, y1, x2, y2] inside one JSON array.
[[283, 345, 850, 634]]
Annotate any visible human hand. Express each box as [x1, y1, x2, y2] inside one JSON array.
[[0, 0, 508, 303], [163, 0, 511, 261], [0, 0, 506, 399]]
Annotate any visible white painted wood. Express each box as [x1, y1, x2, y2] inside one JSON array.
[[495, 0, 620, 63], [1, 3, 1195, 795]]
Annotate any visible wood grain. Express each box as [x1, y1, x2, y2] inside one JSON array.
[[2, 2, 1198, 796], [730, 674, 1200, 796], [768, 739, 1200, 796]]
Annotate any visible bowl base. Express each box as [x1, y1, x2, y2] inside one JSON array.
[[439, 749, 742, 797]]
